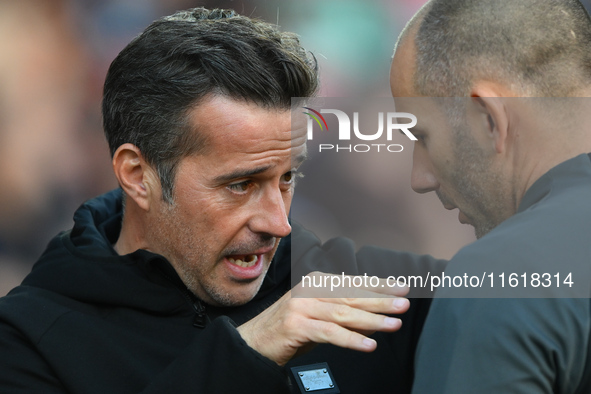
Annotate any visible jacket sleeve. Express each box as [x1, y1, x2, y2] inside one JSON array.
[[291, 221, 447, 297], [0, 314, 291, 394], [288, 222, 447, 392], [138, 317, 291, 394], [0, 281, 291, 394]]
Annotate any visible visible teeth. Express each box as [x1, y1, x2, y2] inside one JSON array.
[[228, 255, 257, 268]]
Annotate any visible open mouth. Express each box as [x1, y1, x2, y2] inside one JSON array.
[[227, 255, 258, 268]]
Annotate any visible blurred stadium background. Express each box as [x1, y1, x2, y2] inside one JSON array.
[[3, 0, 588, 295]]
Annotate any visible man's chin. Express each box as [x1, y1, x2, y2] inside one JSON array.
[[201, 277, 267, 307], [473, 222, 497, 240], [206, 292, 257, 307], [458, 210, 470, 225], [459, 211, 493, 239]]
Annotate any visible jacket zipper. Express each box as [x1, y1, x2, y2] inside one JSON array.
[[156, 268, 208, 328], [191, 299, 207, 328]]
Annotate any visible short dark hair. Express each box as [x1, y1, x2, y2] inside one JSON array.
[[102, 8, 318, 202], [413, 0, 591, 96]]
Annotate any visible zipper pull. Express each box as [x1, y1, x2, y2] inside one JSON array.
[[192, 300, 207, 328]]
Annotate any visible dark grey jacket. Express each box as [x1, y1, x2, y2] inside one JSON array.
[[413, 153, 591, 393]]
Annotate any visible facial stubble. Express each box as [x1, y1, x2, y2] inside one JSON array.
[[152, 199, 271, 307]]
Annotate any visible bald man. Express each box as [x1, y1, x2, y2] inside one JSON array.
[[391, 0, 591, 392]]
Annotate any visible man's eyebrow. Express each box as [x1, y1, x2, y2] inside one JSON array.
[[214, 153, 309, 184], [214, 166, 273, 184]]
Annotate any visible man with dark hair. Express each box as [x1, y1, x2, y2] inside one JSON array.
[[0, 8, 416, 393], [391, 0, 591, 392]]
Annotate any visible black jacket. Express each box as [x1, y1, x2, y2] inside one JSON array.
[[0, 189, 442, 393]]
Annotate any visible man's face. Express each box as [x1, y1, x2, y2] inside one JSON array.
[[390, 40, 510, 238], [148, 96, 307, 306], [407, 103, 508, 239]]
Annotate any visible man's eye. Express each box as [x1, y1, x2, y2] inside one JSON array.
[[283, 172, 293, 183], [282, 170, 304, 185], [227, 181, 251, 193]]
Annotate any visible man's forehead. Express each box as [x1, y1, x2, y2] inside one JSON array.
[[289, 111, 309, 143], [188, 96, 301, 140], [390, 4, 428, 99], [390, 37, 419, 98], [182, 95, 309, 168]]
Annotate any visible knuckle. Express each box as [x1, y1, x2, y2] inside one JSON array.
[[321, 322, 340, 338], [332, 304, 350, 321]]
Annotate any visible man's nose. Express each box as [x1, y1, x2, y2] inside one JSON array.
[[250, 189, 292, 238], [411, 147, 439, 194]]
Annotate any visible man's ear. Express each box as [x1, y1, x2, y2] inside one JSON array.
[[470, 82, 511, 154], [112, 144, 159, 212]]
